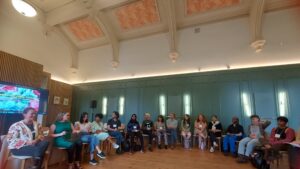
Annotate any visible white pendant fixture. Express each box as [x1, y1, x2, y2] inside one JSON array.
[[12, 0, 37, 17]]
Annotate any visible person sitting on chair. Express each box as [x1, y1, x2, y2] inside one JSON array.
[[208, 115, 223, 153], [154, 115, 168, 149], [223, 116, 244, 157], [50, 112, 83, 169], [7, 107, 49, 169], [74, 112, 106, 165], [263, 116, 295, 165], [237, 115, 270, 163], [288, 128, 300, 169], [91, 113, 119, 149], [127, 114, 144, 154], [141, 113, 154, 152], [107, 111, 124, 154], [181, 114, 192, 149]]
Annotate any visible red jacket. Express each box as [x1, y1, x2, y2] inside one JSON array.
[[269, 127, 295, 145]]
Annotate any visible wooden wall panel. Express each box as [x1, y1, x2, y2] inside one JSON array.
[[47, 80, 73, 125], [0, 51, 43, 88]]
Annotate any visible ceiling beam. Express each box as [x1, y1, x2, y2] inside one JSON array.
[[76, 0, 120, 68], [249, 0, 267, 53], [28, 0, 79, 70], [91, 10, 120, 68], [160, 0, 179, 63]]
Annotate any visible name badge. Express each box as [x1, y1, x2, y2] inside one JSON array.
[[133, 126, 137, 129], [159, 127, 163, 129], [199, 124, 202, 128], [186, 124, 189, 127], [275, 134, 281, 138], [113, 124, 117, 128], [212, 126, 216, 130]]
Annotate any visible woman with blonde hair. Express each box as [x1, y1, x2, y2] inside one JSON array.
[[50, 112, 83, 169], [194, 113, 208, 150]]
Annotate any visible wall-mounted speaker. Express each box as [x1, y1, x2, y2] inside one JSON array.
[[90, 100, 97, 109]]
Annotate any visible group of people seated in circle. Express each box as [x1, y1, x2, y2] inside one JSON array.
[[5, 107, 300, 169]]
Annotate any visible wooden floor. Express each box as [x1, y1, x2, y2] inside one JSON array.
[[50, 147, 254, 169]]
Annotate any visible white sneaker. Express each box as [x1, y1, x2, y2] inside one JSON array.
[[210, 147, 215, 153], [113, 143, 119, 149], [213, 141, 218, 147]]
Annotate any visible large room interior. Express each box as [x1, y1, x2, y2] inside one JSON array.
[[0, 0, 300, 169]]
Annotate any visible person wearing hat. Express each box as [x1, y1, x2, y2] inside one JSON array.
[[263, 116, 295, 164]]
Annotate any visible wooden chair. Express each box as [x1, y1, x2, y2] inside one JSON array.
[[0, 135, 10, 169], [11, 155, 32, 169], [81, 142, 89, 162]]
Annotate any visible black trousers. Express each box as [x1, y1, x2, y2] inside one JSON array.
[[66, 140, 82, 163], [142, 130, 153, 145], [11, 140, 49, 168], [128, 132, 144, 151], [209, 131, 221, 145]]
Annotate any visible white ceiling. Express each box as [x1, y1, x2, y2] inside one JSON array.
[[0, 0, 300, 84]]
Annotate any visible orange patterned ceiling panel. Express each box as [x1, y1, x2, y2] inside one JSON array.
[[186, 0, 240, 15], [67, 17, 104, 41], [115, 0, 160, 31]]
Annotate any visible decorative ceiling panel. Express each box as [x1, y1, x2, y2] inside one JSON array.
[[115, 0, 160, 31], [186, 0, 241, 16], [67, 17, 104, 41]]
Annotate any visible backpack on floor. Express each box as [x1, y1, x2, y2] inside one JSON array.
[[250, 150, 270, 169]]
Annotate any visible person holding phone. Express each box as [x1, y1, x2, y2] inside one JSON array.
[[7, 107, 49, 169]]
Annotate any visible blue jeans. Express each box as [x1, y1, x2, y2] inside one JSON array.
[[81, 134, 99, 153], [109, 131, 123, 146], [223, 135, 241, 154], [168, 129, 177, 145], [237, 137, 260, 157]]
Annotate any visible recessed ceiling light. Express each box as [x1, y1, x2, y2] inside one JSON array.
[[12, 0, 37, 17]]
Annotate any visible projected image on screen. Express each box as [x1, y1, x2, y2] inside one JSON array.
[[0, 84, 40, 113]]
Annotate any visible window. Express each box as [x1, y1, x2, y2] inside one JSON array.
[[159, 94, 166, 116], [102, 96, 107, 115], [119, 96, 125, 115], [183, 94, 191, 115], [241, 92, 252, 117], [278, 91, 288, 116]]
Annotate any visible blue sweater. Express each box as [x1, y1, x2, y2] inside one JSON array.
[[127, 120, 141, 132]]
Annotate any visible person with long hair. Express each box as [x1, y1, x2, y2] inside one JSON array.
[[75, 112, 106, 165], [166, 112, 178, 149], [7, 107, 49, 169], [194, 113, 208, 150], [208, 115, 223, 153], [127, 114, 144, 154], [181, 114, 192, 149], [154, 115, 168, 149], [50, 112, 83, 169], [107, 111, 124, 154]]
